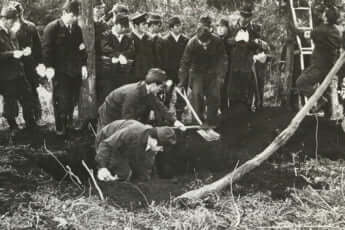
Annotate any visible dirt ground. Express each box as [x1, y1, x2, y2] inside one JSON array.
[[1, 107, 345, 228]]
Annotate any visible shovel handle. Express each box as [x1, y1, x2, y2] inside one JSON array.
[[175, 87, 203, 126]]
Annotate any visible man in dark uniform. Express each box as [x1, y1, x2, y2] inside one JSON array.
[[147, 13, 163, 68], [97, 68, 185, 131], [296, 6, 341, 115], [42, 0, 88, 136], [227, 4, 267, 112], [10, 1, 43, 122], [159, 16, 189, 120], [0, 6, 36, 134], [95, 119, 177, 181], [129, 13, 156, 83], [178, 15, 228, 126], [97, 14, 134, 106]]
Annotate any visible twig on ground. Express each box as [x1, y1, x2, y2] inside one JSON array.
[[229, 161, 241, 227], [308, 185, 338, 215], [82, 160, 104, 201], [44, 140, 83, 190]]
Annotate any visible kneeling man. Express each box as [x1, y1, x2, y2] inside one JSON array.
[[95, 119, 176, 181]]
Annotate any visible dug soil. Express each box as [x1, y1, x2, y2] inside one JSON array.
[[1, 107, 345, 212]]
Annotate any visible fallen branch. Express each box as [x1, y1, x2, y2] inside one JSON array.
[[175, 52, 345, 204], [82, 160, 104, 201]]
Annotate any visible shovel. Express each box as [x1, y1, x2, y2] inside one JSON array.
[[175, 87, 220, 142]]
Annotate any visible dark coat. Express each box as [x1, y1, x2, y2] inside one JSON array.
[[0, 27, 25, 81], [16, 20, 42, 87], [98, 31, 134, 80], [158, 33, 189, 82], [129, 32, 156, 82], [311, 23, 341, 69], [228, 22, 262, 73], [178, 33, 228, 87], [42, 19, 87, 78], [149, 33, 164, 68], [95, 119, 156, 181], [94, 20, 108, 59], [98, 81, 176, 129]]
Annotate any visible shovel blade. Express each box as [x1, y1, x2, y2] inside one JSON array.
[[197, 129, 220, 142]]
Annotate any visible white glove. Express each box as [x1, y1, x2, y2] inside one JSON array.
[[81, 65, 88, 80], [174, 120, 186, 132], [112, 57, 119, 64], [13, 50, 23, 59], [97, 168, 119, 181], [235, 29, 249, 42], [36, 63, 46, 77], [118, 54, 128, 65], [23, 47, 32, 56], [45, 67, 55, 80]]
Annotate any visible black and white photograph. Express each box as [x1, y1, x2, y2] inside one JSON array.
[[1, 0, 345, 229]]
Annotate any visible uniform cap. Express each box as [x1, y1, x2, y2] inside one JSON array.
[[130, 12, 147, 25], [168, 16, 181, 28], [147, 13, 162, 23], [111, 3, 129, 15]]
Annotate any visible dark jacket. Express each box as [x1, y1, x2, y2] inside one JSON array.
[[94, 20, 108, 59], [95, 119, 155, 180], [42, 19, 87, 77], [98, 81, 176, 129], [158, 33, 189, 82], [97, 31, 134, 80], [178, 33, 228, 87], [16, 20, 42, 87], [228, 21, 262, 73], [130, 32, 156, 82], [311, 23, 341, 69], [0, 27, 25, 81], [149, 33, 164, 68]]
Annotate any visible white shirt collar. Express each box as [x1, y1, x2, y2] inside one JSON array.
[[112, 30, 124, 43], [170, 32, 181, 42]]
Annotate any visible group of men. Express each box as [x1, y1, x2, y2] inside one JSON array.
[[0, 0, 271, 181]]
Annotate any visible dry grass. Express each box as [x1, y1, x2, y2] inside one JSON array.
[[2, 147, 345, 230]]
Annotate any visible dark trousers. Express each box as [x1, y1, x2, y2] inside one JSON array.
[[53, 74, 81, 132], [26, 72, 42, 121], [190, 73, 220, 126], [220, 71, 230, 113], [228, 70, 255, 110], [0, 78, 36, 129]]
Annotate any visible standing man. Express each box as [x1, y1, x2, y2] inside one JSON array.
[[0, 6, 37, 135], [9, 1, 43, 123], [129, 13, 156, 83], [146, 13, 163, 68], [97, 14, 134, 105], [227, 4, 266, 112], [42, 0, 88, 136], [296, 7, 341, 116], [178, 15, 228, 126], [97, 68, 185, 131], [159, 16, 189, 120]]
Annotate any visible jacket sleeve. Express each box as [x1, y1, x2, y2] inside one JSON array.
[[0, 51, 15, 61], [148, 94, 176, 125], [216, 39, 228, 81], [178, 39, 193, 88], [42, 22, 56, 68]]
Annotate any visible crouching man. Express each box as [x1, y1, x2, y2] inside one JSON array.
[[95, 119, 176, 181]]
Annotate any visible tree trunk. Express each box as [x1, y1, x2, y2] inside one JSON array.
[[175, 52, 345, 203], [79, 0, 97, 122]]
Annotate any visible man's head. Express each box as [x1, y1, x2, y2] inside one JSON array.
[[0, 6, 19, 31], [93, 0, 105, 21], [216, 18, 229, 37], [62, 0, 80, 25], [130, 12, 147, 34], [111, 14, 129, 35], [147, 126, 176, 152], [147, 13, 162, 34], [168, 16, 182, 35], [239, 4, 253, 26], [8, 1, 23, 19], [145, 68, 167, 95], [323, 6, 339, 25], [196, 15, 212, 43]]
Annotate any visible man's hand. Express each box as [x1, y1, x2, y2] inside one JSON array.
[[112, 57, 119, 64], [118, 54, 128, 65], [174, 120, 186, 132], [13, 50, 23, 59], [97, 168, 119, 182], [45, 67, 55, 80], [23, 47, 32, 57], [36, 63, 46, 77], [81, 65, 88, 80]]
